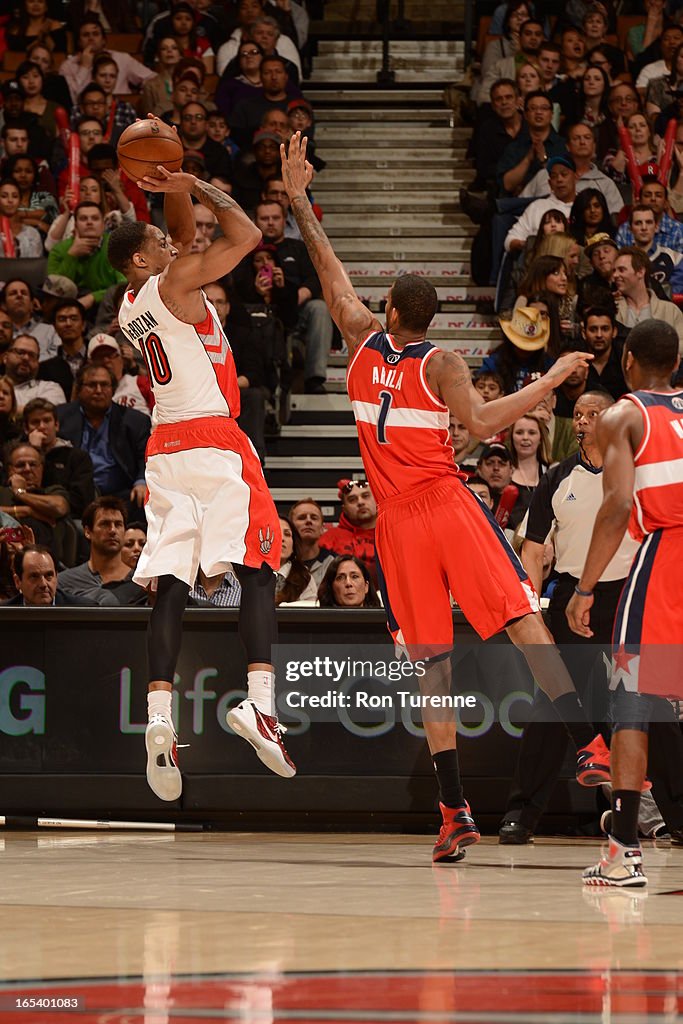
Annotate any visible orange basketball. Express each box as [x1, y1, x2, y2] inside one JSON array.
[[116, 119, 184, 183]]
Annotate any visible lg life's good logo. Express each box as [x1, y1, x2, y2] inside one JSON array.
[[0, 667, 45, 735]]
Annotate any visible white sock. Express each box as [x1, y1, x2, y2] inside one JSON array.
[[247, 671, 274, 715], [148, 690, 173, 724]]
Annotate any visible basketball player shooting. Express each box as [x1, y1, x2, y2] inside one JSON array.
[[281, 132, 609, 863], [108, 164, 295, 802]]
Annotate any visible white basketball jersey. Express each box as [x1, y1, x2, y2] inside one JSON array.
[[118, 274, 240, 427]]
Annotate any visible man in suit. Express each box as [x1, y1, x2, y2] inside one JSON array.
[[4, 546, 97, 606], [57, 363, 150, 516]]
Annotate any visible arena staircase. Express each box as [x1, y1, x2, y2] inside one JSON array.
[[265, 4, 498, 516]]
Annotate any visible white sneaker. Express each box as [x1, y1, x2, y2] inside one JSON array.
[[226, 699, 296, 778], [583, 836, 648, 888], [145, 714, 182, 801]]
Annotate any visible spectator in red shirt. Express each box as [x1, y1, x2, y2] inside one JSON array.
[[320, 478, 377, 584]]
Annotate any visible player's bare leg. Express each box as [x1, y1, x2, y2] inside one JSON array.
[[506, 611, 612, 786], [226, 562, 296, 777], [420, 656, 480, 863], [145, 575, 189, 801]]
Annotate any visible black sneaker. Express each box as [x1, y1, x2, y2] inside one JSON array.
[[499, 820, 534, 845]]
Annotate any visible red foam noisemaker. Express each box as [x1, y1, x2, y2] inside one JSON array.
[[68, 133, 81, 211], [0, 216, 15, 258]]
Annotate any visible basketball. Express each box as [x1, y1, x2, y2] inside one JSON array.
[[116, 119, 184, 183]]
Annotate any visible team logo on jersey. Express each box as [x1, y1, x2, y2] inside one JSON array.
[[672, 397, 683, 411], [386, 353, 401, 365], [259, 526, 274, 555]]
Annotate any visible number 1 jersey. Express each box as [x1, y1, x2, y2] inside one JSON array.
[[118, 274, 240, 428], [346, 331, 462, 504]]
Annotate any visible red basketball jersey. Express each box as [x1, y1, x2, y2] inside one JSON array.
[[623, 389, 683, 541], [346, 331, 462, 503]]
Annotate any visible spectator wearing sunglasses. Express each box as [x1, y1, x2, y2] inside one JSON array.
[[319, 479, 378, 586]]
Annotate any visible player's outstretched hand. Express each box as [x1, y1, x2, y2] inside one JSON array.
[[281, 131, 314, 199], [544, 349, 593, 385], [137, 166, 196, 193], [566, 590, 594, 638]]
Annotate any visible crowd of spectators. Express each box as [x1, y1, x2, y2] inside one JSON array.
[[456, 0, 683, 564], [0, 0, 352, 606]]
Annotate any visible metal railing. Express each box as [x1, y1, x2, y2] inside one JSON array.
[[375, 0, 475, 84]]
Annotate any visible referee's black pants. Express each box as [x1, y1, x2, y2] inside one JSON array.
[[502, 574, 620, 831]]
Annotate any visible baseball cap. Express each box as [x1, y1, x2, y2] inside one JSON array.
[[287, 98, 313, 115], [252, 130, 282, 147], [40, 275, 78, 300], [479, 443, 512, 463], [87, 333, 120, 357], [498, 306, 550, 352], [585, 232, 618, 257], [547, 155, 576, 173], [1, 80, 24, 99]]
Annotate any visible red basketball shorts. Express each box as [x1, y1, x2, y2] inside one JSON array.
[[375, 477, 539, 658], [611, 525, 683, 699], [135, 415, 280, 590]]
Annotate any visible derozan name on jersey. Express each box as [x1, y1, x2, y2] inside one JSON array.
[[125, 310, 160, 340], [372, 366, 404, 390]]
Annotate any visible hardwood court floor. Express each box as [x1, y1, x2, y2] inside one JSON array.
[[0, 833, 681, 1022]]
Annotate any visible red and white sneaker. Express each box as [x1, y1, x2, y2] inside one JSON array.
[[145, 714, 182, 801], [432, 801, 480, 863], [227, 699, 296, 778], [583, 836, 648, 888]]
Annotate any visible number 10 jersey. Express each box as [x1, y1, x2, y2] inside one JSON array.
[[118, 274, 240, 427], [346, 330, 462, 504]]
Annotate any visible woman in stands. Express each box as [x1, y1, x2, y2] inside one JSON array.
[[601, 112, 658, 194], [16, 60, 68, 143], [517, 255, 579, 346], [6, 155, 59, 239], [0, 180, 43, 258], [5, 0, 68, 53], [318, 557, 381, 609], [170, 2, 215, 75], [276, 518, 317, 605], [569, 188, 612, 245], [515, 62, 544, 103], [139, 37, 184, 118], [567, 65, 611, 129], [45, 175, 135, 252], [0, 379, 21, 448], [25, 42, 72, 110], [215, 41, 265, 119], [507, 413, 551, 530], [478, 0, 533, 88]]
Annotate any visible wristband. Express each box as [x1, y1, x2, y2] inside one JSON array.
[[574, 585, 593, 597]]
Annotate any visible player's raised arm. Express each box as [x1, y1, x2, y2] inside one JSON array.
[[138, 169, 261, 285], [281, 132, 382, 355], [436, 349, 594, 438], [566, 401, 640, 637]]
